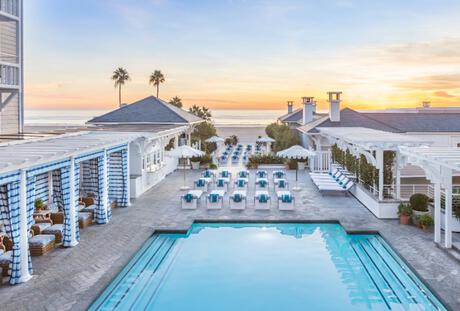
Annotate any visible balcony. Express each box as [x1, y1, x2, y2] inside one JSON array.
[[0, 64, 19, 88], [0, 0, 19, 18]]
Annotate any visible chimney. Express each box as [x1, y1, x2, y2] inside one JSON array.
[[327, 91, 342, 122], [287, 101, 293, 113], [302, 96, 315, 125], [422, 101, 431, 108]]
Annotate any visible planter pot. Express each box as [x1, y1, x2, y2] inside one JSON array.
[[412, 210, 429, 225], [440, 210, 460, 232], [297, 162, 306, 170], [191, 161, 200, 170], [399, 215, 411, 225]]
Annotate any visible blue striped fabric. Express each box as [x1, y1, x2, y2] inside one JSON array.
[[95, 156, 108, 224], [34, 173, 49, 204], [108, 149, 128, 208], [25, 176, 35, 229], [59, 167, 73, 247], [75, 151, 105, 164], [74, 162, 80, 241], [7, 181, 29, 284], [107, 143, 128, 154], [80, 159, 99, 197]]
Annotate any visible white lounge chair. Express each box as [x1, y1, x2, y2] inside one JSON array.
[[317, 179, 354, 192], [272, 170, 286, 180], [277, 191, 295, 210], [219, 170, 232, 181], [255, 177, 269, 190], [230, 190, 247, 210], [207, 190, 225, 209], [181, 190, 203, 209], [274, 178, 289, 191], [215, 178, 229, 192], [234, 178, 248, 190], [255, 191, 270, 210], [255, 170, 268, 179], [194, 178, 209, 192]]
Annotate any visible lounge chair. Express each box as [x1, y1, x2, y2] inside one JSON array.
[[42, 224, 64, 245], [31, 222, 52, 236], [194, 178, 209, 192], [0, 234, 12, 277], [202, 169, 215, 181], [238, 170, 249, 179], [235, 178, 248, 190], [181, 190, 203, 209], [255, 191, 270, 210], [277, 191, 295, 210], [207, 190, 225, 209], [255, 178, 269, 190], [317, 179, 355, 192], [78, 210, 93, 229], [230, 190, 247, 210], [219, 170, 232, 180], [256, 170, 267, 178], [28, 230, 55, 256], [215, 178, 229, 192], [275, 178, 289, 191]]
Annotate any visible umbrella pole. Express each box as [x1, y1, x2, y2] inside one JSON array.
[[180, 156, 190, 190], [293, 164, 301, 191]]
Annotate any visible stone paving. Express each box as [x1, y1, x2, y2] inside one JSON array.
[[0, 168, 459, 311]]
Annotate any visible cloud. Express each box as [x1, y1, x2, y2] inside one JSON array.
[[433, 91, 456, 98], [396, 74, 460, 90]]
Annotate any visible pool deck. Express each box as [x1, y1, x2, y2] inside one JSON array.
[[0, 169, 459, 311]]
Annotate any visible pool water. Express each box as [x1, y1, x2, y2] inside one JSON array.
[[90, 223, 447, 311]]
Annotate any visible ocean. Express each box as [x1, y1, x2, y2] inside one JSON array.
[[24, 109, 285, 127]]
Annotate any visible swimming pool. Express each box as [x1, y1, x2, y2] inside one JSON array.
[[90, 223, 447, 311]]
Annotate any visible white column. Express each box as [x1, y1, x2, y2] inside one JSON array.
[[18, 170, 32, 282], [68, 157, 78, 246], [126, 145, 131, 206], [102, 150, 109, 221], [434, 182, 441, 244], [376, 149, 384, 201], [174, 135, 179, 148], [444, 171, 453, 248]]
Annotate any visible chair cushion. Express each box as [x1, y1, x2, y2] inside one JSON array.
[[281, 194, 292, 203], [278, 180, 286, 188], [184, 193, 194, 203], [42, 224, 64, 235], [217, 179, 225, 187], [221, 171, 229, 177], [35, 222, 52, 232], [259, 195, 268, 203], [81, 204, 96, 213], [209, 193, 219, 203], [0, 250, 12, 264], [29, 234, 55, 246], [78, 212, 92, 221], [258, 180, 267, 187], [233, 194, 242, 203]]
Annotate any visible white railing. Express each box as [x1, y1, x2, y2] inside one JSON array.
[[0, 64, 19, 87], [384, 184, 460, 200], [310, 151, 331, 172], [0, 0, 19, 17]]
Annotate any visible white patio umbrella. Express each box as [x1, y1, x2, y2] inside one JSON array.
[[256, 136, 275, 153], [169, 145, 205, 190], [206, 136, 225, 163], [277, 145, 316, 191]]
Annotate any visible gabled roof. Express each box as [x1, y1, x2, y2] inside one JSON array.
[[299, 108, 401, 134], [279, 108, 303, 123], [87, 96, 203, 125]]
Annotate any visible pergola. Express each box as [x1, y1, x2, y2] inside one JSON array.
[[399, 147, 460, 248], [317, 127, 432, 201]]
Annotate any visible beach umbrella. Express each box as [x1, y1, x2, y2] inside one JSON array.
[[205, 136, 225, 143], [169, 145, 205, 190], [277, 145, 315, 191], [256, 136, 275, 153]]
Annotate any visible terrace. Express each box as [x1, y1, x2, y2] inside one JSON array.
[[0, 168, 458, 310]]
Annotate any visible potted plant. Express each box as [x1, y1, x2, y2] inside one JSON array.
[[409, 193, 430, 225], [397, 203, 412, 225], [190, 156, 201, 170], [34, 198, 45, 211], [419, 214, 434, 230]]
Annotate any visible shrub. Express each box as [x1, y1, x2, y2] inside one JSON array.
[[209, 163, 218, 170], [191, 121, 217, 152], [410, 193, 429, 212], [225, 135, 238, 145], [247, 154, 284, 169], [199, 154, 212, 165], [397, 203, 412, 217], [264, 122, 300, 153], [190, 156, 202, 162], [34, 198, 45, 210], [419, 214, 434, 227]]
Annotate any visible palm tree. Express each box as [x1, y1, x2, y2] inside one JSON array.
[[189, 105, 212, 121], [149, 70, 165, 98], [111, 67, 130, 107], [169, 96, 183, 108]]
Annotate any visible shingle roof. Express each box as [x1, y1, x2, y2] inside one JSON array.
[[87, 96, 203, 125], [363, 113, 460, 132], [279, 108, 303, 123]]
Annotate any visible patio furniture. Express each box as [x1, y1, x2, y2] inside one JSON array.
[[49, 203, 64, 224], [255, 191, 270, 210], [234, 178, 248, 190], [316, 179, 354, 192], [33, 209, 52, 224], [79, 212, 93, 229], [207, 190, 225, 209], [272, 170, 285, 179], [275, 178, 289, 191], [277, 191, 295, 210], [42, 224, 64, 245], [0, 233, 11, 277], [277, 145, 315, 191], [194, 178, 209, 192], [256, 170, 267, 178], [230, 190, 247, 210], [28, 230, 55, 256], [238, 170, 249, 179], [219, 170, 232, 180], [181, 190, 203, 209], [215, 178, 229, 192], [202, 169, 214, 181], [255, 178, 269, 190], [31, 222, 52, 236]]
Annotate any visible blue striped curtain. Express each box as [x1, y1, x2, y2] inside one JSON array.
[[108, 150, 128, 208], [25, 176, 35, 229], [52, 170, 63, 211], [5, 181, 31, 284], [74, 162, 80, 241], [34, 173, 49, 203], [95, 156, 108, 224]]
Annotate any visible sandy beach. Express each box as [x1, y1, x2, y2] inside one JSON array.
[[216, 126, 266, 144]]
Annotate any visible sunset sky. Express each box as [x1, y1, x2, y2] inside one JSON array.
[[25, 0, 460, 111]]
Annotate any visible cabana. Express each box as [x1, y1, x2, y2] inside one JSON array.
[[0, 131, 136, 284]]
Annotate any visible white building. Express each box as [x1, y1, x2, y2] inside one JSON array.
[[0, 0, 23, 134]]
